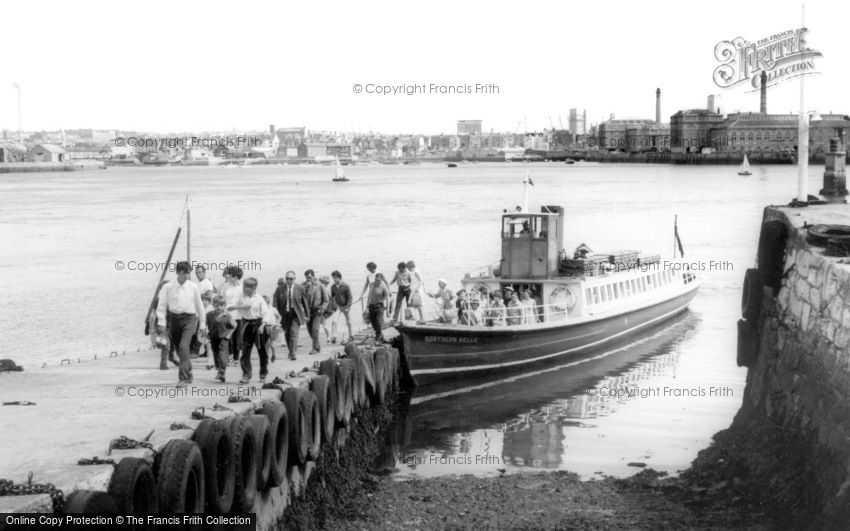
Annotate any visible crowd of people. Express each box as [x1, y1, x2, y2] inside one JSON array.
[[150, 263, 361, 387], [430, 283, 544, 327], [148, 260, 546, 387]]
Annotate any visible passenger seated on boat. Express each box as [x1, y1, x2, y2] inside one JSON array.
[[519, 221, 531, 236], [486, 292, 506, 326], [520, 289, 539, 324], [458, 293, 483, 326], [505, 287, 523, 326]]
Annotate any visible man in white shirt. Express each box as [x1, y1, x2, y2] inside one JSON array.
[[194, 264, 215, 295], [156, 261, 207, 386], [228, 277, 270, 384]]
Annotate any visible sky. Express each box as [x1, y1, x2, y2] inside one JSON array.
[[1, 0, 847, 135]]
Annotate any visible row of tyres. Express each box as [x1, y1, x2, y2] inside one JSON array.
[[61, 345, 401, 515]]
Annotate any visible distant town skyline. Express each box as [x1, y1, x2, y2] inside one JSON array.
[[1, 0, 847, 134]]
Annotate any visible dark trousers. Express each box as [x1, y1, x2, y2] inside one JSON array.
[[240, 319, 268, 379], [307, 310, 322, 352], [211, 336, 229, 375], [167, 312, 198, 383], [230, 319, 243, 361], [282, 310, 301, 357], [368, 303, 385, 341], [393, 287, 411, 321]]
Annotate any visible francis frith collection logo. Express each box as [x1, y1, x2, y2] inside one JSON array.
[[713, 27, 822, 91]]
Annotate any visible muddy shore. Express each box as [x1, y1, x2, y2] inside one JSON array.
[[324, 468, 767, 530], [316, 423, 781, 530]]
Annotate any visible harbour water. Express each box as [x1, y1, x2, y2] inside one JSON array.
[[0, 161, 823, 478]]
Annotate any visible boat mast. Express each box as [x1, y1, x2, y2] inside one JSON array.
[[797, 3, 809, 203]]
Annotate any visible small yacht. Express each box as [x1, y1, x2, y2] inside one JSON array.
[[738, 154, 752, 176]]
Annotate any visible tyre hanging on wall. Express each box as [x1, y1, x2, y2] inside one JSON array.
[[247, 415, 272, 492], [108, 457, 159, 515], [258, 401, 288, 488], [155, 439, 205, 513], [318, 359, 344, 424], [283, 387, 309, 466], [310, 375, 336, 444], [223, 414, 257, 512], [757, 220, 788, 293], [191, 419, 235, 514], [737, 318, 758, 368], [741, 268, 763, 322]]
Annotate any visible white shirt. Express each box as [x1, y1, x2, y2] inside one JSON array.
[[237, 293, 269, 320], [221, 280, 243, 320], [156, 279, 207, 329], [195, 277, 214, 294]]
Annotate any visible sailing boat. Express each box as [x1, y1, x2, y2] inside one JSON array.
[[738, 154, 752, 176], [332, 157, 349, 182]]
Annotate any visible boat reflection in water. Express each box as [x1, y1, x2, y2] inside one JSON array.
[[385, 311, 696, 477]]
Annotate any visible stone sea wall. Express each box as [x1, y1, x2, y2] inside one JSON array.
[[734, 205, 850, 527]]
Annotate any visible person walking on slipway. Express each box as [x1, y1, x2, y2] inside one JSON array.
[[156, 261, 207, 387]]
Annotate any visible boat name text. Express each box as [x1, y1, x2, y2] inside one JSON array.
[[424, 336, 479, 343]]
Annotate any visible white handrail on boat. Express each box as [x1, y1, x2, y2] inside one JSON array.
[[421, 298, 570, 328]]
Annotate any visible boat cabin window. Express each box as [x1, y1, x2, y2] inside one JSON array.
[[503, 215, 545, 239]]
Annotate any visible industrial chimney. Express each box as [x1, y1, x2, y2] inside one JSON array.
[[759, 71, 767, 114], [707, 95, 715, 113], [656, 88, 661, 123]]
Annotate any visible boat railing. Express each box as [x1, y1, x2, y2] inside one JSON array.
[[426, 297, 571, 327]]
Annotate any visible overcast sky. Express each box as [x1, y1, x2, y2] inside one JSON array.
[[1, 0, 845, 135]]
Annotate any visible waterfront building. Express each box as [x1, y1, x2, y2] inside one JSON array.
[[625, 123, 671, 153], [569, 108, 586, 137], [671, 85, 850, 154], [0, 143, 27, 163], [457, 120, 482, 135], [708, 112, 797, 153], [669, 109, 725, 153], [810, 114, 850, 154], [296, 142, 353, 159], [25, 144, 68, 163], [597, 119, 656, 151]]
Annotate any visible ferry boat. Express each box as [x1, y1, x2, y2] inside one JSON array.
[[396, 204, 700, 390]]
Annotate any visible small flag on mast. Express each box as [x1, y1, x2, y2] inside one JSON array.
[[674, 215, 685, 258]]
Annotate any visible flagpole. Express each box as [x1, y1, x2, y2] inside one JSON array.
[[796, 2, 809, 204], [524, 170, 530, 212], [673, 215, 677, 260]]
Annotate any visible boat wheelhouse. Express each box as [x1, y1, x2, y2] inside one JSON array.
[[397, 205, 700, 390]]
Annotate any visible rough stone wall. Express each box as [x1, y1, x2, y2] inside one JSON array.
[[739, 206, 850, 525]]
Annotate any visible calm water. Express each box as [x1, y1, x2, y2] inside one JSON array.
[[0, 161, 821, 476]]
